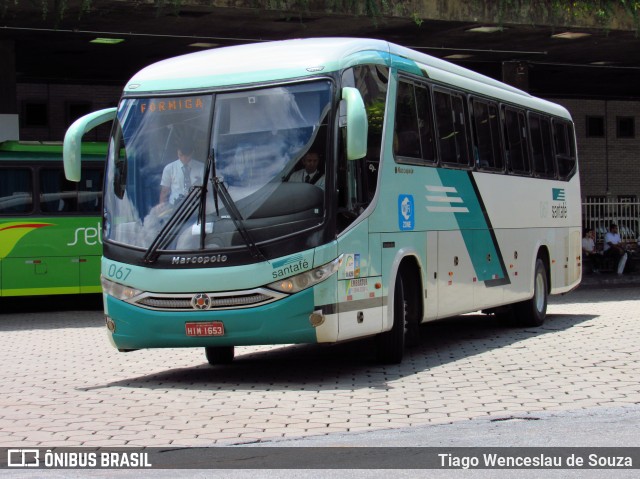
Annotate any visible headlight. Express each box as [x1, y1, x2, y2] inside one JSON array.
[[101, 276, 142, 301], [267, 255, 343, 294]]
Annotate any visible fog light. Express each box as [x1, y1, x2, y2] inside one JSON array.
[[309, 311, 325, 327], [105, 316, 116, 332]]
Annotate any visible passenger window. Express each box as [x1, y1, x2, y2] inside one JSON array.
[[79, 168, 104, 213], [553, 120, 577, 180], [40, 167, 78, 213], [529, 113, 555, 178], [394, 80, 436, 164], [472, 98, 503, 170], [434, 89, 470, 167], [503, 107, 530, 174], [0, 167, 33, 214]]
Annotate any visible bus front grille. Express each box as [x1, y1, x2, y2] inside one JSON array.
[[132, 288, 284, 311]]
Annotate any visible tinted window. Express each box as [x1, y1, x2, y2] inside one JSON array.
[[394, 80, 436, 164], [0, 167, 33, 214], [434, 89, 470, 167], [529, 113, 555, 178], [554, 120, 577, 179], [79, 168, 104, 213], [40, 167, 78, 213], [472, 98, 503, 170], [503, 107, 530, 174]]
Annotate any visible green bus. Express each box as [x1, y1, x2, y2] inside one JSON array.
[[0, 141, 105, 297]]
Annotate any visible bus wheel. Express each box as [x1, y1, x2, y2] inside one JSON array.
[[376, 275, 407, 364], [514, 258, 548, 327], [205, 346, 235, 365]]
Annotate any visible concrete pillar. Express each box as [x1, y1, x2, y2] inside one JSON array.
[[502, 61, 529, 92], [0, 40, 17, 114]]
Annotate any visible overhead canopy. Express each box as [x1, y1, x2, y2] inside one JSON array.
[[1, 0, 639, 98]]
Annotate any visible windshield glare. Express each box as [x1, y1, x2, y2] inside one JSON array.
[[104, 81, 332, 254]]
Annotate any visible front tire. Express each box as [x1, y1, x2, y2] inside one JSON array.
[[205, 346, 235, 365], [376, 275, 407, 364], [514, 258, 548, 326]]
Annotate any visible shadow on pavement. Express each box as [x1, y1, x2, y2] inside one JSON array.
[[0, 294, 103, 331], [100, 311, 597, 392], [0, 293, 103, 314]]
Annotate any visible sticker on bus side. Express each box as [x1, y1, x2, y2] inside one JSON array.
[[398, 194, 415, 231], [344, 254, 360, 279]]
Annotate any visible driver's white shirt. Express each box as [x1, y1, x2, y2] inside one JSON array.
[[160, 159, 205, 204], [289, 169, 325, 189]]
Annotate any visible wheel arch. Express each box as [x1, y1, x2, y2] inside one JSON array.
[[536, 245, 551, 294], [384, 249, 425, 332]]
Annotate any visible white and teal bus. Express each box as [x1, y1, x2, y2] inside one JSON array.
[[64, 38, 581, 364]]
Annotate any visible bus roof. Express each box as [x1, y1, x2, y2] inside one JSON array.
[[0, 141, 107, 161], [125, 37, 570, 120]]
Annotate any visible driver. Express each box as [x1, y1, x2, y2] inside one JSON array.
[[288, 150, 325, 189], [159, 143, 205, 205]]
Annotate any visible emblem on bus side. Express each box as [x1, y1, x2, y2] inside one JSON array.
[[191, 293, 212, 310], [398, 194, 415, 231]]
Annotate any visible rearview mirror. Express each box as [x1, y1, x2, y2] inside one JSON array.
[[341, 87, 368, 161], [63, 107, 117, 181]]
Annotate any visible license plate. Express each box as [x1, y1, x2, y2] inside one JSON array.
[[185, 321, 224, 337]]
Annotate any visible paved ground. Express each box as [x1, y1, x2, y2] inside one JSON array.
[[0, 285, 639, 448]]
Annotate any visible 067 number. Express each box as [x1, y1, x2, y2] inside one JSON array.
[[107, 264, 132, 281]]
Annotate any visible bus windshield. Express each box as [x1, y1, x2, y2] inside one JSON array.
[[104, 80, 332, 254]]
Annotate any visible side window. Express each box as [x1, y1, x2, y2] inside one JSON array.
[[529, 113, 555, 178], [39, 167, 78, 213], [503, 107, 530, 174], [553, 120, 577, 180], [434, 89, 470, 167], [338, 64, 389, 233], [79, 168, 104, 213], [394, 79, 436, 164], [0, 167, 33, 214], [394, 81, 421, 159], [471, 98, 503, 170]]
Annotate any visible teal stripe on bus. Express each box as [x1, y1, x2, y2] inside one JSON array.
[[436, 168, 510, 285]]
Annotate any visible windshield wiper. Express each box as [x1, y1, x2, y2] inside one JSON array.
[[196, 148, 217, 249], [211, 176, 265, 261], [142, 186, 202, 264], [206, 148, 219, 217]]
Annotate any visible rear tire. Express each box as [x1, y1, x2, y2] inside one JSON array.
[[205, 346, 235, 365], [514, 258, 548, 326], [376, 275, 407, 364]]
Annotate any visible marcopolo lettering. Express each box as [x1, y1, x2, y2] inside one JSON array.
[[394, 166, 414, 175], [172, 254, 227, 265]]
